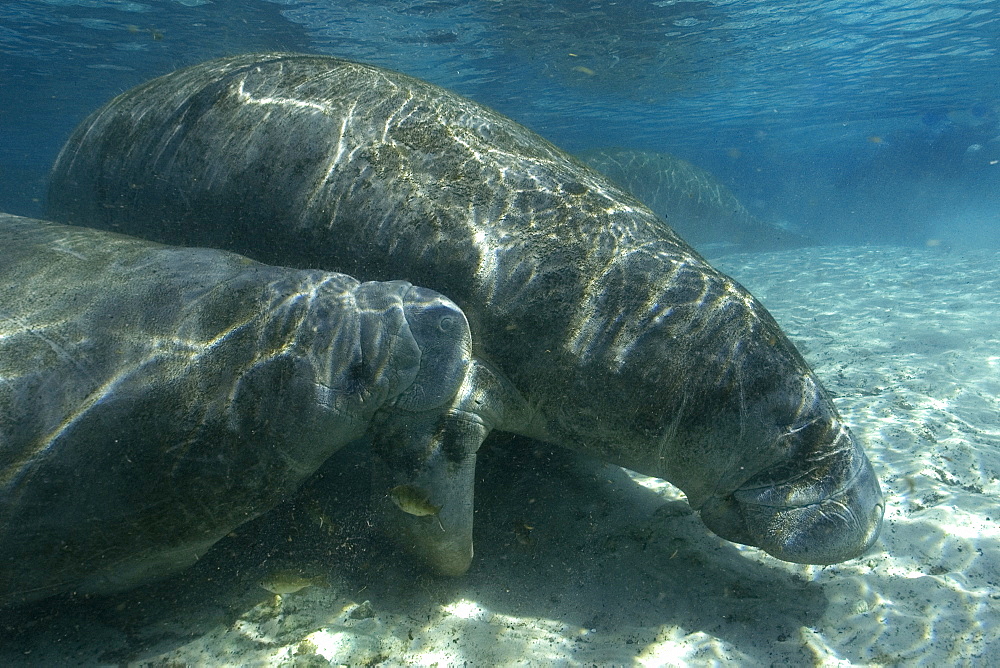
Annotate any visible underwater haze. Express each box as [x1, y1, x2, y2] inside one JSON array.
[[2, 0, 998, 248], [2, 1, 1000, 666]]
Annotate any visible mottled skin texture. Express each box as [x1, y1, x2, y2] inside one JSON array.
[[0, 213, 475, 605], [50, 53, 883, 569], [578, 147, 813, 254]]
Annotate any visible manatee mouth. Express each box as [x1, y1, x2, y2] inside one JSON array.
[[699, 450, 884, 565]]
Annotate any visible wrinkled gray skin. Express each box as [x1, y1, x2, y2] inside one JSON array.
[[0, 213, 477, 606], [49, 53, 884, 572], [578, 147, 813, 255]]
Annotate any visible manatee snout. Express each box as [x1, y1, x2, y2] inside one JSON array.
[[700, 429, 884, 565], [371, 285, 483, 577]]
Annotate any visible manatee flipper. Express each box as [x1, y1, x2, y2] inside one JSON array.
[[371, 359, 528, 575]]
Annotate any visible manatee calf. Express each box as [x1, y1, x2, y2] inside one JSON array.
[[49, 52, 883, 569], [578, 147, 812, 255], [0, 212, 486, 606]]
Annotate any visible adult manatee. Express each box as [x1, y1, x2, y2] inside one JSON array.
[[578, 147, 813, 255], [49, 52, 883, 568], [0, 212, 489, 606]]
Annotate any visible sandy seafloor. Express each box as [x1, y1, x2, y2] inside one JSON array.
[[2, 243, 999, 666]]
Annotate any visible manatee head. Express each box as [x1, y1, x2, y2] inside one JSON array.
[[347, 280, 472, 413], [394, 284, 473, 411], [369, 283, 483, 576], [661, 273, 884, 565], [698, 414, 884, 564], [535, 251, 883, 565]]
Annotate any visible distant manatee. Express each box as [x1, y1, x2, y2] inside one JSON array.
[[49, 52, 883, 571], [578, 147, 812, 255], [0, 213, 480, 605]]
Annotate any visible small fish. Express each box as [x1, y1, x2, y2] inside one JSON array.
[[258, 570, 328, 595], [389, 484, 445, 531]]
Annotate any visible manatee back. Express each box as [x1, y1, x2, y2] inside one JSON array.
[[45, 54, 830, 475], [47, 55, 882, 566], [578, 147, 813, 254], [46, 53, 699, 435]]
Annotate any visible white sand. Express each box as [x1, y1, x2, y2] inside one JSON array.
[[3, 244, 998, 666]]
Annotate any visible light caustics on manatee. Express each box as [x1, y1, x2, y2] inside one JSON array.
[[47, 52, 883, 577]]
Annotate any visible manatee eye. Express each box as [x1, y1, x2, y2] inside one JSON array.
[[398, 294, 472, 411]]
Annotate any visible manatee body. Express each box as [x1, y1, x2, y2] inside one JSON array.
[[49, 53, 883, 568], [0, 212, 475, 606], [578, 147, 812, 255]]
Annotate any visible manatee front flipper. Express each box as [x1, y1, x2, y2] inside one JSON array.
[[367, 286, 528, 576]]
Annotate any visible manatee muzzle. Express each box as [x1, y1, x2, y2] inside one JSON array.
[[699, 443, 884, 565]]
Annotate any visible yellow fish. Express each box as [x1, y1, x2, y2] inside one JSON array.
[[389, 484, 445, 531], [258, 570, 328, 595]]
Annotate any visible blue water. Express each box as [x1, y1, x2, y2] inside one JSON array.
[[1, 3, 999, 662], [2, 0, 998, 246]]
